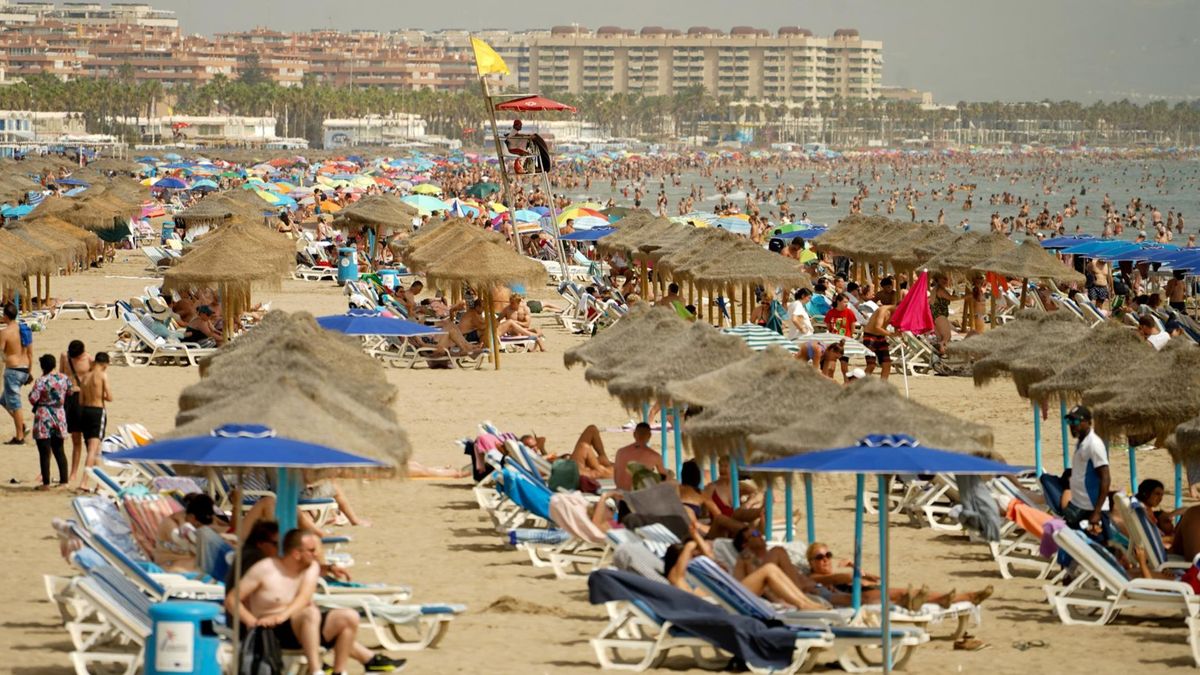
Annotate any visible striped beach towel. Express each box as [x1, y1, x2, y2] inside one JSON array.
[[724, 323, 799, 353]]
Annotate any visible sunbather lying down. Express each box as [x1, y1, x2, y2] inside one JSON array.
[[803, 541, 993, 610], [521, 424, 613, 480]]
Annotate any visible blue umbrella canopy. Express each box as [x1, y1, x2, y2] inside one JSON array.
[[316, 310, 444, 337], [105, 424, 387, 471], [746, 434, 1018, 475], [560, 227, 616, 242]]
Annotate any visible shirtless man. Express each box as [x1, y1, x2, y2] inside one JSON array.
[[2, 303, 32, 444], [497, 294, 545, 351], [655, 283, 683, 309], [1087, 258, 1112, 309], [228, 529, 405, 675], [430, 299, 485, 357], [1166, 270, 1188, 313], [861, 304, 895, 380], [76, 352, 111, 492], [59, 340, 92, 482], [612, 423, 667, 491]]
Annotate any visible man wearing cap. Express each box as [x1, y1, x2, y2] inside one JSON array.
[[1065, 405, 1111, 540]]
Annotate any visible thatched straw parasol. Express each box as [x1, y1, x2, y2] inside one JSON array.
[[947, 309, 1075, 361], [174, 195, 237, 227], [582, 311, 694, 384], [1171, 417, 1200, 463], [604, 322, 753, 409], [894, 229, 974, 271], [595, 214, 679, 257], [1090, 343, 1200, 443], [683, 360, 843, 458], [1027, 321, 1155, 403], [974, 238, 1084, 285], [664, 347, 796, 410], [810, 215, 885, 257], [0, 228, 57, 276], [54, 187, 141, 231], [922, 232, 1016, 276], [187, 217, 297, 268], [687, 248, 812, 293], [25, 214, 103, 260], [187, 311, 396, 410], [171, 376, 408, 478], [563, 303, 662, 368], [970, 319, 1089, 394], [749, 378, 998, 461], [163, 228, 290, 338], [335, 193, 419, 231]]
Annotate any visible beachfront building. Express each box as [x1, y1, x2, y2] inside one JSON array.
[[519, 26, 882, 102], [115, 115, 291, 147], [0, 109, 85, 140], [0, 1, 177, 27], [322, 113, 428, 148]]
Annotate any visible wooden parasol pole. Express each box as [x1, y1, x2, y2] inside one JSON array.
[[486, 288, 501, 370]]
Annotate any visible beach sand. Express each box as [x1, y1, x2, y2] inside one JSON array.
[[0, 255, 1188, 674]]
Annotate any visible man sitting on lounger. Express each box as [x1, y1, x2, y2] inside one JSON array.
[[613, 423, 667, 490], [429, 299, 485, 358], [229, 528, 405, 675], [497, 293, 546, 351]]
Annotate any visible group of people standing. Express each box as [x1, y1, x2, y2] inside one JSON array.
[[1, 305, 112, 492]]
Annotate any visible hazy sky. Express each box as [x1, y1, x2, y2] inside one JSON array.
[[153, 0, 1200, 103]]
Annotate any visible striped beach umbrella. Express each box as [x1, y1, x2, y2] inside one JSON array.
[[723, 323, 798, 353]]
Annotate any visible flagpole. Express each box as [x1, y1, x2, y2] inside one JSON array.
[[473, 35, 522, 255]]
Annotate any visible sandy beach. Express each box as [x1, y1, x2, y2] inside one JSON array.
[[0, 255, 1188, 674]]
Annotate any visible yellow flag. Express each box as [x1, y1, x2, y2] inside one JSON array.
[[471, 37, 509, 76]]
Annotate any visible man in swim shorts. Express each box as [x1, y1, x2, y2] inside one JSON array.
[[75, 352, 112, 492], [2, 302, 32, 444], [861, 304, 896, 380]]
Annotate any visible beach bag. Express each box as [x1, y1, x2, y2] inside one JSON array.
[[240, 626, 284, 675], [548, 458, 580, 492]]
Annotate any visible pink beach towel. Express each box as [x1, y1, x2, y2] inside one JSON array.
[[549, 491, 607, 544], [474, 433, 502, 473]]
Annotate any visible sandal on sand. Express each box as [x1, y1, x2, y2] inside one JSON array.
[[1012, 639, 1047, 651], [954, 637, 989, 651]]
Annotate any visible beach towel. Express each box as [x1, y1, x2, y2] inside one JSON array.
[[1040, 518, 1067, 558], [623, 482, 693, 540], [955, 475, 1002, 542], [508, 528, 571, 546], [549, 491, 607, 544], [474, 433, 502, 474], [1007, 499, 1055, 536], [588, 569, 800, 671], [611, 542, 667, 583], [503, 467, 553, 521]]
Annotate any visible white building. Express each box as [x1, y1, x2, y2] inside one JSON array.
[[0, 110, 88, 141], [114, 115, 280, 146], [322, 113, 427, 148], [0, 1, 178, 27]]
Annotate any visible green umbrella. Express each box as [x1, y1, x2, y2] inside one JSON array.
[[465, 182, 500, 199]]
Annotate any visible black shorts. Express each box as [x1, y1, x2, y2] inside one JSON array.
[[80, 406, 106, 441], [1170, 301, 1187, 312], [273, 610, 336, 651], [862, 334, 891, 364], [65, 393, 83, 434]]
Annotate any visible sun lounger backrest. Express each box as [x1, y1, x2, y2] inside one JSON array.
[[686, 555, 778, 621], [74, 523, 169, 598], [501, 466, 553, 521], [92, 563, 155, 620], [994, 476, 1040, 509], [1128, 496, 1169, 567], [73, 496, 152, 563], [611, 541, 668, 583], [1054, 528, 1129, 591], [1038, 473, 1066, 517]]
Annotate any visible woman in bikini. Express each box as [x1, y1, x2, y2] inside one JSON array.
[[701, 456, 763, 528], [677, 460, 758, 539]]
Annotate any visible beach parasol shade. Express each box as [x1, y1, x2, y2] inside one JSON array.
[[1026, 320, 1155, 403], [1089, 343, 1200, 443], [582, 309, 693, 384], [422, 239, 547, 291], [52, 186, 141, 231], [1171, 417, 1200, 463], [495, 95, 578, 113], [595, 213, 680, 257], [974, 238, 1084, 285], [335, 193, 418, 231], [970, 319, 1089, 395], [0, 228, 57, 276], [683, 358, 843, 457], [922, 232, 1017, 276], [664, 347, 797, 410], [464, 182, 500, 199], [685, 247, 812, 293], [192, 311, 396, 409], [163, 240, 286, 341], [749, 378, 998, 461], [563, 303, 659, 368], [174, 194, 236, 226], [947, 309, 1076, 361], [171, 378, 408, 477], [604, 321, 753, 409]]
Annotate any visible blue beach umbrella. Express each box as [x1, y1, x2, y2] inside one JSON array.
[[189, 179, 220, 192], [56, 177, 90, 187], [153, 176, 188, 190], [560, 227, 616, 242], [748, 434, 1016, 673], [316, 310, 444, 337]]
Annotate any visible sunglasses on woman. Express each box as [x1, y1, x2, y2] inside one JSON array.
[[810, 551, 834, 561]]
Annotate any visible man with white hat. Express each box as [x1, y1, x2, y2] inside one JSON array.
[[143, 297, 185, 341]]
